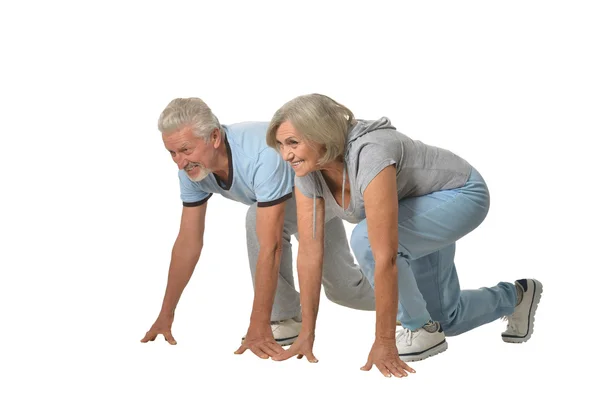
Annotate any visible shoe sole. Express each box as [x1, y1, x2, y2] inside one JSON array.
[[399, 339, 448, 362], [502, 279, 543, 343], [274, 335, 297, 346], [240, 335, 298, 347]]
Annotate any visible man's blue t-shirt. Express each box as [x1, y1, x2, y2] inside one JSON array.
[[178, 122, 294, 208]]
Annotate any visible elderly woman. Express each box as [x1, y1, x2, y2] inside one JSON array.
[[266, 94, 542, 378]]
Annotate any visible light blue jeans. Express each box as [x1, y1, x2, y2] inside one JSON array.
[[349, 167, 517, 334]]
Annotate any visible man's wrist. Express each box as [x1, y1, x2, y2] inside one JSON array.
[[159, 308, 175, 318], [249, 313, 271, 326]]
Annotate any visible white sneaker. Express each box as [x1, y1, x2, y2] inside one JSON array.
[[271, 317, 302, 346], [396, 320, 448, 362], [241, 316, 301, 346], [502, 279, 543, 343]]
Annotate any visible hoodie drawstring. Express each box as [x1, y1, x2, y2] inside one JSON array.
[[342, 162, 346, 214], [312, 162, 346, 239], [312, 192, 316, 239]]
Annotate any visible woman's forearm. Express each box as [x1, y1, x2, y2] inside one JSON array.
[[374, 258, 399, 340], [297, 244, 324, 332]]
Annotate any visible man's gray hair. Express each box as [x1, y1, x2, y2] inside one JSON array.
[[157, 97, 222, 141], [266, 93, 355, 165]]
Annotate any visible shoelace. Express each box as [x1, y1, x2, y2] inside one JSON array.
[[501, 314, 519, 333], [396, 328, 413, 346], [396, 321, 438, 345]]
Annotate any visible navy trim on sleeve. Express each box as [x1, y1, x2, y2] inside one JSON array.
[[257, 192, 293, 208], [182, 193, 212, 207]]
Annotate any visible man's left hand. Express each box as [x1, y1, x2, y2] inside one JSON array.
[[234, 323, 284, 359]]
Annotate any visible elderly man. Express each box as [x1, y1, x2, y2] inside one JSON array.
[[140, 97, 375, 359]]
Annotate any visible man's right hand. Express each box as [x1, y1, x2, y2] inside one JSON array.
[[140, 314, 177, 345]]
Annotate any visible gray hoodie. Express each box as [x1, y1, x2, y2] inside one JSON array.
[[294, 117, 472, 235]]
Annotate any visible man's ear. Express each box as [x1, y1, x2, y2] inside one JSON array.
[[211, 128, 222, 148]]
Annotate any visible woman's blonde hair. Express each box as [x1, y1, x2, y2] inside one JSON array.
[[266, 93, 355, 165]]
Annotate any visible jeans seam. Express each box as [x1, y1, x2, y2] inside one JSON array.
[[434, 250, 445, 320]]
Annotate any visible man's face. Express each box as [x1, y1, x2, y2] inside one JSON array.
[[162, 126, 216, 182]]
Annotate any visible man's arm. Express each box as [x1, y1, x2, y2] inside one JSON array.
[[249, 201, 287, 325], [141, 203, 207, 344], [235, 145, 295, 357], [234, 200, 288, 358], [159, 203, 208, 316]]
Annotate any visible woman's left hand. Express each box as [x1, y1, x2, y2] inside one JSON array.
[[272, 331, 318, 363], [360, 338, 416, 378]]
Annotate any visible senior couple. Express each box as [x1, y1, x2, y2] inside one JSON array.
[[141, 94, 542, 378]]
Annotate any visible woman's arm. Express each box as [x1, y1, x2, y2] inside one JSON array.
[[294, 185, 326, 333], [363, 165, 399, 341]]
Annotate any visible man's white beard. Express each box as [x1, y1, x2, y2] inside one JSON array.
[[186, 163, 211, 182]]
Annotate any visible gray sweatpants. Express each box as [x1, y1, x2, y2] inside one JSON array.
[[246, 194, 375, 321]]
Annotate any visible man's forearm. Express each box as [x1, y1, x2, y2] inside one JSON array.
[[297, 245, 324, 333], [374, 259, 398, 340], [249, 245, 281, 325], [159, 238, 203, 316]]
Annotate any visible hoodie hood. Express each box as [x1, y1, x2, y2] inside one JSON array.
[[346, 117, 395, 152], [309, 117, 396, 239]]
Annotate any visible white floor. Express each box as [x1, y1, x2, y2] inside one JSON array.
[[2, 1, 597, 397]]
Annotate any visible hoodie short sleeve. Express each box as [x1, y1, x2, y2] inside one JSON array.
[[294, 172, 324, 199], [355, 142, 398, 195]]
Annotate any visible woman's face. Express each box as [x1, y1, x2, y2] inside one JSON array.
[[275, 121, 323, 177]]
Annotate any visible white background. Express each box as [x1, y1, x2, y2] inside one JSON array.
[[1, 0, 598, 397]]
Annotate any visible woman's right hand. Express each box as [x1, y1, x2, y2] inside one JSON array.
[[272, 331, 318, 363], [140, 313, 176, 345]]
